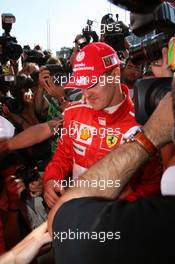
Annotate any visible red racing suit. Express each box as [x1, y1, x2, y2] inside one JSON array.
[[44, 84, 162, 201]]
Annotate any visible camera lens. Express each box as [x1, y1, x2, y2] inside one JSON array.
[[129, 33, 169, 64], [6, 41, 23, 60], [145, 78, 172, 116]]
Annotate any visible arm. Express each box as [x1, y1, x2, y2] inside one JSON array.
[[1, 105, 31, 130], [48, 92, 173, 233], [0, 222, 51, 264], [40, 67, 65, 98], [0, 119, 63, 153], [4, 176, 25, 249], [34, 84, 48, 115]]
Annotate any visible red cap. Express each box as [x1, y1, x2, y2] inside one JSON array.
[[65, 42, 120, 89]]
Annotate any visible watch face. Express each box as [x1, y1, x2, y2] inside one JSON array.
[[123, 126, 141, 141]]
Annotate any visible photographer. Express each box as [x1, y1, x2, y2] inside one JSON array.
[[121, 58, 144, 96], [35, 62, 71, 155], [1, 74, 39, 130], [150, 47, 175, 169]]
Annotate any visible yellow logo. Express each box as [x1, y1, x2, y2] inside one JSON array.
[[80, 127, 91, 140], [106, 135, 118, 148]]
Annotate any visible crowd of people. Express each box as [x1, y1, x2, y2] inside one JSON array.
[[0, 2, 175, 263]]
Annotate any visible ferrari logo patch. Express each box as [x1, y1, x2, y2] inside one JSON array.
[[106, 135, 118, 148]]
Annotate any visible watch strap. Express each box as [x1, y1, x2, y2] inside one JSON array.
[[124, 128, 157, 156]]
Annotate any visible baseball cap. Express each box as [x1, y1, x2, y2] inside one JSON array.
[[65, 42, 120, 89]]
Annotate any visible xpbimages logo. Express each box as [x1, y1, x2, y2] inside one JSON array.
[[53, 229, 121, 243], [53, 73, 120, 87], [53, 178, 121, 191], [53, 125, 121, 139]]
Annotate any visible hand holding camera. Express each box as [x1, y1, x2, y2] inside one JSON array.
[[29, 177, 43, 197], [39, 65, 65, 98], [5, 175, 25, 205]]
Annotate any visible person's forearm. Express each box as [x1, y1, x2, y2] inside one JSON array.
[[0, 251, 15, 264], [0, 236, 43, 264], [34, 85, 47, 114], [0, 222, 51, 264], [6, 112, 25, 128], [48, 141, 149, 233], [8, 123, 52, 150]]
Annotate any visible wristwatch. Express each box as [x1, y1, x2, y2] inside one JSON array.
[[123, 127, 157, 157]]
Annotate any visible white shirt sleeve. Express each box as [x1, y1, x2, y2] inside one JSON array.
[[0, 116, 15, 139], [161, 166, 175, 196]]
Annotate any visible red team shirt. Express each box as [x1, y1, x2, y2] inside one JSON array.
[[44, 84, 162, 201]]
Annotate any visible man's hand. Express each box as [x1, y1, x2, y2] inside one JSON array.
[[39, 66, 64, 98], [48, 118, 64, 136], [39, 66, 50, 88], [44, 179, 65, 208], [29, 178, 43, 197], [5, 176, 25, 206], [11, 221, 52, 264]]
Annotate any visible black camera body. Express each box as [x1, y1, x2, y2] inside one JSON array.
[[75, 20, 99, 50], [0, 13, 22, 64], [129, 2, 175, 64], [134, 77, 172, 125], [15, 165, 40, 186], [0, 95, 24, 114], [14, 165, 41, 200], [109, 0, 175, 124], [129, 32, 170, 65], [22, 48, 47, 67], [45, 64, 68, 86], [108, 0, 162, 14], [100, 13, 130, 55], [45, 64, 64, 76]]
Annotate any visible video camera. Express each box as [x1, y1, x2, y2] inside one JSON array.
[[22, 47, 48, 67], [109, 0, 175, 64], [108, 0, 163, 14], [15, 165, 40, 186], [75, 19, 99, 50], [100, 13, 130, 58], [109, 0, 175, 124], [129, 2, 175, 64], [0, 13, 22, 64], [12, 165, 41, 200]]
